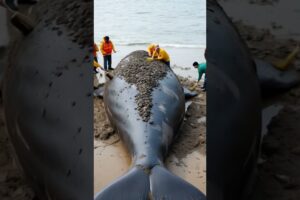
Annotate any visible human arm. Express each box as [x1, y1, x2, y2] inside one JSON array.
[[198, 71, 203, 82], [147, 46, 152, 57], [152, 49, 157, 59], [112, 43, 116, 53], [151, 49, 158, 59], [93, 60, 101, 68], [94, 44, 99, 52]]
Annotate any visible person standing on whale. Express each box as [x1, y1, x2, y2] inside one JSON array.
[[100, 36, 116, 71]]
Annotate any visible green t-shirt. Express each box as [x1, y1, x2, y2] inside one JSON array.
[[198, 63, 206, 81]]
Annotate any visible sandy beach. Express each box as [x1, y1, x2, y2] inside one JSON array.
[[93, 74, 207, 195]]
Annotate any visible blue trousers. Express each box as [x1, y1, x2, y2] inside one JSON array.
[[103, 55, 112, 70]]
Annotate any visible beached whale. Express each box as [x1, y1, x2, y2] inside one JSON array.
[[207, 1, 261, 200], [1, 0, 93, 199], [94, 50, 206, 200]]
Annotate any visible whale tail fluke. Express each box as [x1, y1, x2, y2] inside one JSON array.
[[95, 165, 206, 200], [150, 165, 206, 200], [94, 167, 150, 200]]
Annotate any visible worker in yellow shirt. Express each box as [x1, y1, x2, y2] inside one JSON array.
[[151, 45, 170, 67], [147, 43, 157, 58], [93, 60, 102, 73], [93, 43, 99, 62]]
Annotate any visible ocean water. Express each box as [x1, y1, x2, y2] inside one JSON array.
[[94, 0, 206, 80]]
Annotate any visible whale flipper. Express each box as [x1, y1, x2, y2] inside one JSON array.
[[183, 87, 198, 100], [255, 58, 300, 94], [94, 167, 150, 200], [150, 165, 206, 200], [94, 85, 105, 98], [95, 165, 206, 200]]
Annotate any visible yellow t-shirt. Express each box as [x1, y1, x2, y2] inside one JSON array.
[[93, 60, 101, 68], [155, 48, 170, 62]]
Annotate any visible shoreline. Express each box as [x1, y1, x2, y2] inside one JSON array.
[[95, 44, 206, 81]]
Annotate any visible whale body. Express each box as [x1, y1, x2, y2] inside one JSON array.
[[95, 50, 206, 200]]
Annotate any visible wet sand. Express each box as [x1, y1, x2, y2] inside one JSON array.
[[93, 76, 206, 194], [0, 104, 35, 200]]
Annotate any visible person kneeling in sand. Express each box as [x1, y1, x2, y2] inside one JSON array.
[[193, 61, 206, 91], [148, 45, 170, 67]]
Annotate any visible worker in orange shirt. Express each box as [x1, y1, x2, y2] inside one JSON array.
[[99, 36, 116, 71]]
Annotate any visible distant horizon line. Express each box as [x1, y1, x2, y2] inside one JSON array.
[[94, 42, 206, 49]]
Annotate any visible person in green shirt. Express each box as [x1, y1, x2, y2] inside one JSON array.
[[193, 61, 206, 91]]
